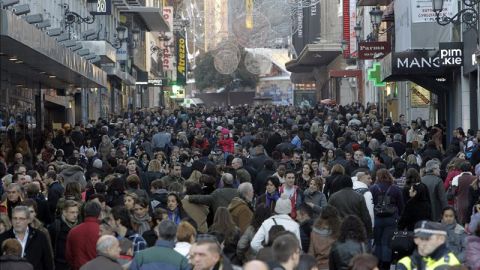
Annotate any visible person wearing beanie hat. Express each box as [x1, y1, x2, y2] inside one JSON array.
[[250, 194, 301, 252]]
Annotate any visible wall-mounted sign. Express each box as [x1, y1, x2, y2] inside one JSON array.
[[88, 0, 111, 15], [411, 0, 458, 23], [392, 51, 445, 74], [368, 63, 386, 87], [358, 42, 391, 60], [439, 42, 463, 67], [162, 6, 175, 71], [176, 33, 187, 86]]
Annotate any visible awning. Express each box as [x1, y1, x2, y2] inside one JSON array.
[[357, 0, 392, 6], [285, 43, 342, 73], [0, 9, 107, 89], [120, 7, 170, 32], [80, 41, 117, 64], [379, 52, 451, 95]]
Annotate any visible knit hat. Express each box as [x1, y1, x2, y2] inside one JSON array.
[[275, 194, 292, 215], [414, 221, 447, 238], [93, 159, 103, 169]]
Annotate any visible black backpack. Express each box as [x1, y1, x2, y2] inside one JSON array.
[[374, 185, 397, 217]]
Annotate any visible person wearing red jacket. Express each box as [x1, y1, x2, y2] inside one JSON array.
[[65, 201, 101, 270], [218, 130, 234, 156]]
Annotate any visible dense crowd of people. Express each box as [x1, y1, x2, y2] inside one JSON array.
[[0, 103, 479, 270]]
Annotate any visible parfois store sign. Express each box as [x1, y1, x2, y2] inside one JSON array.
[[439, 42, 463, 67]]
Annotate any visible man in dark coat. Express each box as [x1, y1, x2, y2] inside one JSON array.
[[328, 175, 373, 237], [0, 206, 54, 270], [48, 200, 79, 270]]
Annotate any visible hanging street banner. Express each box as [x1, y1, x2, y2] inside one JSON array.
[[411, 0, 458, 23], [162, 6, 175, 72], [358, 42, 391, 60], [176, 32, 187, 86]]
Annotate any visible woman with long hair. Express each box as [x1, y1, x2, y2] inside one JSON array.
[[256, 176, 281, 213], [297, 163, 314, 191], [329, 215, 368, 270], [320, 149, 335, 165], [208, 207, 240, 263], [324, 164, 345, 199], [166, 193, 189, 225], [369, 168, 404, 269], [398, 182, 431, 231], [402, 168, 422, 204], [309, 205, 341, 270]]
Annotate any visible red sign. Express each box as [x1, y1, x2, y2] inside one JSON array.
[[358, 42, 391, 60]]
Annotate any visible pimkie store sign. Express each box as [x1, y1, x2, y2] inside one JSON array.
[[439, 42, 463, 67], [358, 42, 390, 60]]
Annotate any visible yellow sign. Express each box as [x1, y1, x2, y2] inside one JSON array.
[[246, 0, 253, 29], [177, 37, 186, 74]]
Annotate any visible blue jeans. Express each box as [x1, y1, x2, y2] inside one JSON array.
[[373, 216, 397, 263]]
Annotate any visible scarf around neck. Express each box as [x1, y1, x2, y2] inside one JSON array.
[[131, 214, 151, 234], [265, 191, 280, 208]]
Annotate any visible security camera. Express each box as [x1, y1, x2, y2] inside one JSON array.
[[46, 28, 62, 36], [0, 0, 20, 9], [12, 4, 30, 16], [63, 3, 68, 9], [25, 14, 43, 24]]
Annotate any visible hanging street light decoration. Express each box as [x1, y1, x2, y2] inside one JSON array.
[[431, 0, 479, 30], [63, 3, 95, 26]]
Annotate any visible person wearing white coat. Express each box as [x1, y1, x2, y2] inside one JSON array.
[[250, 195, 301, 252], [352, 172, 375, 228]]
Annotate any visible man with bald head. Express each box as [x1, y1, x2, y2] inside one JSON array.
[[80, 235, 122, 270], [243, 260, 269, 270]]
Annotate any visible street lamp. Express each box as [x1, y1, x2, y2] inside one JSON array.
[[370, 7, 383, 30], [354, 23, 362, 41], [63, 3, 95, 26], [432, 0, 479, 29], [113, 26, 127, 48]]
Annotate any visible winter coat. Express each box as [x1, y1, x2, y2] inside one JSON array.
[[328, 188, 373, 237], [308, 228, 337, 270], [421, 173, 448, 222], [444, 223, 466, 262], [188, 187, 238, 214], [237, 225, 256, 263], [0, 255, 33, 270], [466, 235, 480, 270], [303, 189, 327, 214], [181, 198, 209, 233], [79, 254, 122, 270], [398, 197, 432, 231], [469, 213, 480, 234], [454, 173, 475, 225], [218, 137, 234, 154], [60, 165, 87, 190], [128, 240, 190, 270], [65, 217, 100, 270], [251, 214, 301, 252], [228, 197, 253, 234], [0, 226, 54, 270], [48, 217, 76, 270], [329, 240, 367, 270]]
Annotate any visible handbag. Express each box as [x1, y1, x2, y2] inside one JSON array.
[[390, 230, 415, 262], [374, 185, 397, 217]]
